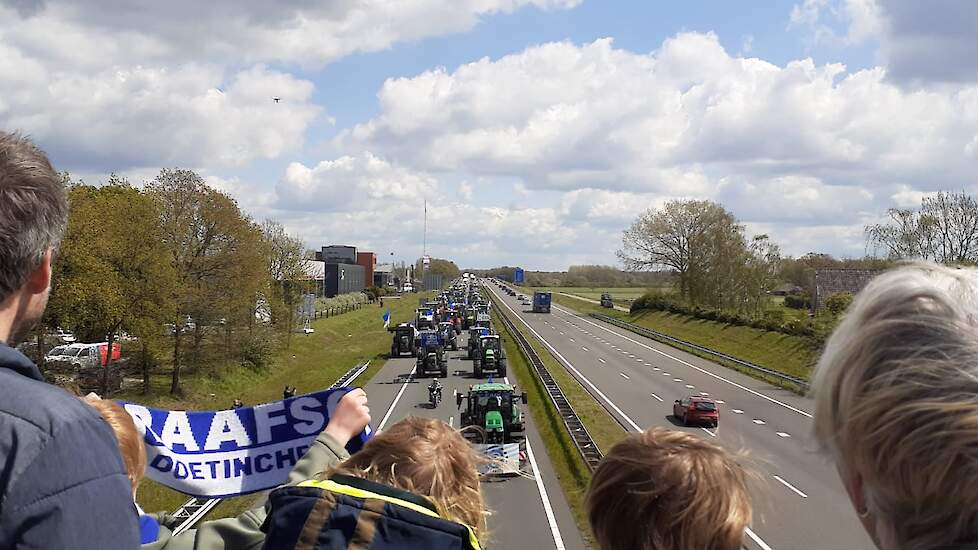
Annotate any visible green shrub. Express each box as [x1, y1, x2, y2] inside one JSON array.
[[825, 292, 854, 316], [239, 333, 275, 371], [784, 294, 811, 309]]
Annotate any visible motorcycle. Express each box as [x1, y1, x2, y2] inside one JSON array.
[[428, 385, 442, 408]]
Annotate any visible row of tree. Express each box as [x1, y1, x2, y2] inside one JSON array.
[[43, 170, 309, 395]]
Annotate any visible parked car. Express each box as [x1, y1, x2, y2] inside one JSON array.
[[672, 396, 719, 427]]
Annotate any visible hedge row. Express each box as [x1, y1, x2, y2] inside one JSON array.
[[630, 291, 821, 340]]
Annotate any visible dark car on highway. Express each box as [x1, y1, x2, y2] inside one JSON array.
[[673, 396, 719, 427]]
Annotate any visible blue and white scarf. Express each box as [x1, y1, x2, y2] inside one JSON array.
[[122, 388, 371, 498]]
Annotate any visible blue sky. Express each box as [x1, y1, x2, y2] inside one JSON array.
[[3, 0, 976, 270]]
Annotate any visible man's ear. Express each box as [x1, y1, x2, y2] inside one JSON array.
[[25, 249, 53, 295]]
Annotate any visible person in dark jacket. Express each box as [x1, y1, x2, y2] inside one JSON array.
[[0, 131, 139, 548]]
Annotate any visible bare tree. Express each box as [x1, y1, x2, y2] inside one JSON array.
[[867, 191, 978, 264], [618, 200, 736, 301]]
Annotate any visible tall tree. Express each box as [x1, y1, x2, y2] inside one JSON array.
[[48, 178, 176, 394], [149, 169, 263, 394], [261, 220, 306, 348], [866, 191, 978, 264]]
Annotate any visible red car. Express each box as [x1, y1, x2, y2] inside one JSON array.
[[673, 396, 719, 427]]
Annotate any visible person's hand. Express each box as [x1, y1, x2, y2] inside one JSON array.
[[324, 388, 370, 447]]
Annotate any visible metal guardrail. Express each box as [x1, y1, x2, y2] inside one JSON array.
[[589, 313, 810, 391], [488, 288, 604, 472], [168, 359, 372, 533]]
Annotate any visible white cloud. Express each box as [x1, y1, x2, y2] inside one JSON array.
[[790, 0, 978, 84], [335, 32, 978, 262], [0, 62, 320, 171], [458, 182, 475, 202], [276, 153, 438, 213], [0, 0, 580, 171], [1, 0, 580, 69]]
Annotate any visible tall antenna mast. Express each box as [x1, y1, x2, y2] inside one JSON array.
[[423, 199, 427, 257]]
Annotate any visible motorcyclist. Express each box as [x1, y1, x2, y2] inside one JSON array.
[[428, 379, 443, 406]]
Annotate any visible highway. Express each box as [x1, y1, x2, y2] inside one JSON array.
[[362, 325, 587, 550], [485, 282, 875, 550]]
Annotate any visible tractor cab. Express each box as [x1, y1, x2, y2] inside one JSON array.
[[473, 334, 506, 378], [389, 323, 417, 357], [437, 322, 458, 351], [415, 307, 435, 329], [467, 327, 491, 359], [416, 330, 447, 377], [456, 382, 527, 444]]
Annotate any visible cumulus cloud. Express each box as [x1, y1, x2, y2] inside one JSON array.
[[336, 32, 978, 260], [345, 32, 978, 199], [0, 60, 320, 170], [276, 153, 438, 212], [0, 0, 580, 171], [791, 0, 978, 84], [1, 0, 580, 69]]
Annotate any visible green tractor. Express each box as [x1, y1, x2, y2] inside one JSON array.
[[472, 334, 506, 378], [456, 382, 527, 444]]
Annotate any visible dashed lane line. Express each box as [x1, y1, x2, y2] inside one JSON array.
[[701, 427, 717, 437], [619, 372, 630, 380], [773, 475, 809, 498], [494, 288, 778, 550], [377, 365, 416, 431], [650, 393, 663, 402], [554, 304, 814, 419]]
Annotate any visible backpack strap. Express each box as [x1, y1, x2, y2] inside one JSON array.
[[297, 478, 482, 550]]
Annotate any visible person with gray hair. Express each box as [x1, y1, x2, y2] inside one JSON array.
[[811, 262, 978, 550], [0, 132, 139, 548]]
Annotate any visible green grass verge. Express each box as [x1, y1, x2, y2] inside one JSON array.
[[549, 293, 818, 390], [492, 306, 627, 549], [121, 293, 428, 519]]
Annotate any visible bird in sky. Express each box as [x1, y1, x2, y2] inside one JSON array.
[[272, 97, 281, 103]]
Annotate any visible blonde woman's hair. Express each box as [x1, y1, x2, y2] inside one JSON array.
[[812, 262, 978, 550], [323, 416, 487, 540], [81, 396, 146, 493], [586, 427, 753, 550]]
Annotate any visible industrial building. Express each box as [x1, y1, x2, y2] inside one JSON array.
[[356, 252, 376, 290], [324, 263, 365, 297]]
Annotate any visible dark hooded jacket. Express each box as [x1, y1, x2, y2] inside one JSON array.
[[0, 343, 139, 548]]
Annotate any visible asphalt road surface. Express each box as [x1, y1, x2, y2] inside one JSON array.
[[485, 282, 875, 550], [362, 329, 588, 550]]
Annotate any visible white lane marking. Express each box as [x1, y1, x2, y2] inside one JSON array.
[[650, 393, 663, 402], [490, 290, 641, 430], [753, 419, 766, 425], [526, 433, 567, 549], [449, 416, 454, 428], [635, 358, 643, 362], [559, 331, 565, 335], [715, 399, 725, 404], [619, 372, 630, 380], [581, 346, 589, 351], [685, 384, 695, 389], [598, 358, 606, 364], [773, 475, 809, 498], [746, 528, 775, 550], [776, 432, 791, 438], [699, 392, 710, 396], [732, 409, 744, 414], [569, 338, 575, 342], [673, 378, 683, 382], [555, 305, 813, 419], [378, 365, 416, 431], [502, 373, 567, 550], [701, 427, 717, 437]]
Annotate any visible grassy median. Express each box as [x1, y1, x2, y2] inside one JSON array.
[[123, 293, 428, 519], [492, 305, 627, 549]]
